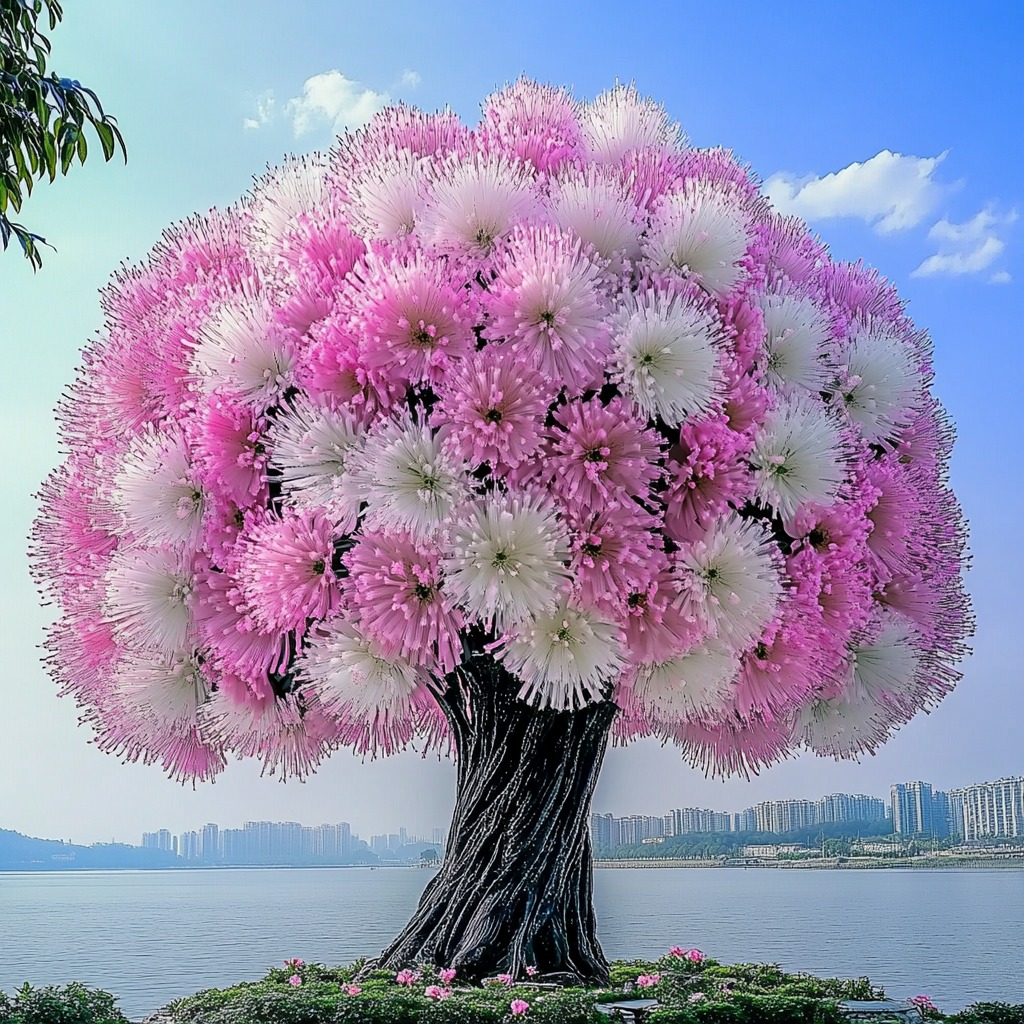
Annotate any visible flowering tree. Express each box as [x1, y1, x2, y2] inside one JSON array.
[[32, 81, 971, 983]]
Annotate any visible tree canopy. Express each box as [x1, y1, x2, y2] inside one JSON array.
[[1, 0, 126, 268]]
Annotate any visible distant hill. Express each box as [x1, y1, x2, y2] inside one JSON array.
[[0, 829, 179, 870]]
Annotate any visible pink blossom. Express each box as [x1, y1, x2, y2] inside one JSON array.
[[350, 248, 477, 388], [664, 416, 752, 543], [636, 974, 660, 988], [546, 397, 662, 513], [682, 949, 705, 963], [283, 958, 305, 969], [497, 973, 515, 986], [344, 532, 464, 674], [479, 78, 583, 175], [288, 975, 302, 987], [909, 996, 937, 1011], [396, 969, 421, 986], [525, 966, 538, 977], [511, 999, 530, 1016], [439, 968, 457, 984], [433, 344, 553, 472], [343, 985, 361, 996], [425, 986, 451, 1000], [235, 508, 340, 634], [483, 225, 611, 390]]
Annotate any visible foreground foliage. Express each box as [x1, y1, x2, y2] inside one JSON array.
[[1, 0, 126, 267], [9, 955, 1017, 1024]]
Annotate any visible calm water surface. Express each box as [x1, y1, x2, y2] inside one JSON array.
[[2, 867, 1022, 1019]]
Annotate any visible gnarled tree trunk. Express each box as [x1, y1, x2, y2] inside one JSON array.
[[375, 651, 617, 985]]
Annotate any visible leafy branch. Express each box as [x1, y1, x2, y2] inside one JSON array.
[[1, 0, 127, 268]]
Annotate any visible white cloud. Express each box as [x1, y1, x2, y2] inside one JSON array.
[[990, 270, 1012, 284], [286, 70, 390, 136], [243, 90, 276, 131], [911, 206, 1017, 279], [399, 69, 422, 90], [765, 150, 951, 234]]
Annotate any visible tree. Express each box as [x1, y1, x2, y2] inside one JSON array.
[[1, 0, 126, 268], [30, 80, 972, 984]]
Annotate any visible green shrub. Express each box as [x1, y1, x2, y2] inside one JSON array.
[[0, 983, 128, 1024], [945, 1005, 1024, 1024]]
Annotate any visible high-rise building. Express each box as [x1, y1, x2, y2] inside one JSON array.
[[818, 793, 886, 824], [754, 799, 818, 833], [948, 777, 1024, 841], [891, 782, 940, 835], [590, 813, 618, 850], [201, 823, 219, 863]]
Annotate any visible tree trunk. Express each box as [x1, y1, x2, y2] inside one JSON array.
[[374, 649, 617, 985]]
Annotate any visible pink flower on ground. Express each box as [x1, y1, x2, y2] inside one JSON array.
[[343, 985, 361, 996], [288, 975, 302, 987], [511, 999, 530, 1016], [672, 947, 705, 962], [425, 986, 452, 1000], [525, 966, 538, 977], [636, 974, 660, 988], [497, 973, 515, 986], [439, 968, 457, 984], [396, 969, 421, 986]]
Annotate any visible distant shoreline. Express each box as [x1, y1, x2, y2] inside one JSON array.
[[594, 856, 1024, 870], [3, 858, 1023, 874]]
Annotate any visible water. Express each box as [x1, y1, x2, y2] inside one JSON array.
[[1, 867, 1022, 1019]]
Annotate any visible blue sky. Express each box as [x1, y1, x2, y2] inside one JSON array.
[[1, 1, 1021, 845]]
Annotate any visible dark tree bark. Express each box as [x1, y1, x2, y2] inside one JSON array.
[[374, 649, 617, 985]]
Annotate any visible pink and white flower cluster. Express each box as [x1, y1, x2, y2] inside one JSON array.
[[32, 80, 971, 781]]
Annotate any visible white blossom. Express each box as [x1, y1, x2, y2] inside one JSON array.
[[645, 182, 751, 295], [674, 514, 782, 652], [836, 324, 923, 442], [193, 289, 296, 407], [498, 598, 623, 710], [418, 154, 538, 252], [551, 165, 642, 270], [443, 495, 571, 632], [581, 83, 682, 163], [111, 428, 204, 549], [268, 397, 364, 534], [611, 289, 725, 424], [632, 641, 738, 720], [114, 651, 210, 732], [298, 619, 421, 720], [751, 393, 847, 518], [351, 416, 467, 540], [104, 547, 195, 657], [759, 288, 834, 393]]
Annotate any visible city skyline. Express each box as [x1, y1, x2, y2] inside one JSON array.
[[592, 774, 1024, 847]]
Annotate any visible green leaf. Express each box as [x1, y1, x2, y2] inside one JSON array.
[[59, 134, 75, 174], [94, 119, 114, 161], [76, 129, 87, 163], [42, 130, 56, 179]]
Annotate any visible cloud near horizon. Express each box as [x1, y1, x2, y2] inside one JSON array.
[[764, 150, 951, 234]]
